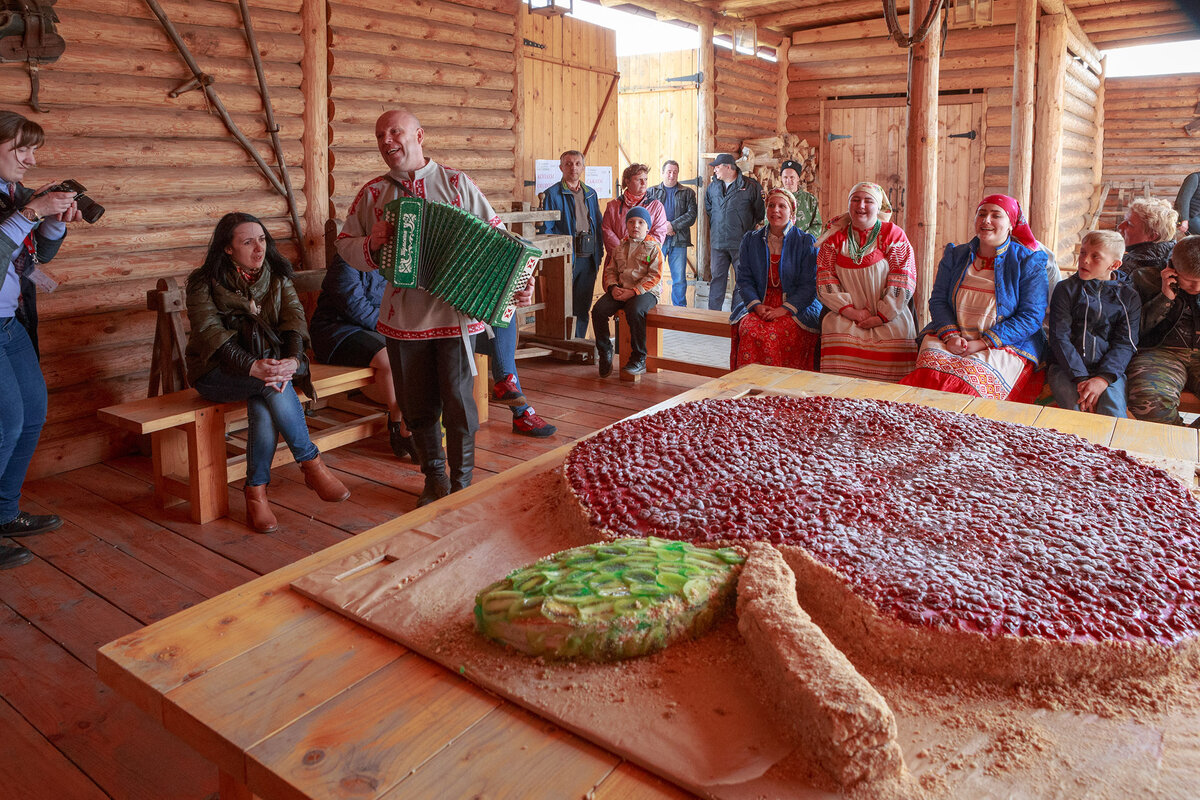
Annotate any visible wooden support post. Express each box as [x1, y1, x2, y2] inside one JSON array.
[[1032, 14, 1068, 256], [1009, 0, 1037, 210], [300, 0, 330, 269], [697, 20, 715, 289], [512, 9, 526, 208], [776, 39, 790, 136], [906, 0, 942, 327]]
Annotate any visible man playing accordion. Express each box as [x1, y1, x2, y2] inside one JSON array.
[[337, 108, 534, 506]]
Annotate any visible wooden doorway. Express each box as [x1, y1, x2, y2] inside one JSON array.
[[617, 50, 701, 190], [821, 97, 985, 249]]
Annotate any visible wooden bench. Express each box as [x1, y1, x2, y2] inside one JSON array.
[[100, 358, 490, 525], [617, 305, 733, 381]]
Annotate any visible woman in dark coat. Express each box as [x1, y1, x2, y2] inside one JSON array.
[[185, 212, 349, 533]]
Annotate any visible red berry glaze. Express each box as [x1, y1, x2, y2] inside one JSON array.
[[564, 396, 1200, 647]]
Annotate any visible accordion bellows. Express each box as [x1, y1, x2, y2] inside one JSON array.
[[380, 197, 542, 327]]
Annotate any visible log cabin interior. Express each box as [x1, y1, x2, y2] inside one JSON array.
[[1, 0, 1199, 797]]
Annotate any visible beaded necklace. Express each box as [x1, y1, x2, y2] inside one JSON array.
[[845, 220, 882, 264]]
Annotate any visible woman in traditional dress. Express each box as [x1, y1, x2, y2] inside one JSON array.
[[185, 212, 350, 533], [815, 182, 918, 381], [900, 194, 1049, 399], [730, 188, 822, 370]]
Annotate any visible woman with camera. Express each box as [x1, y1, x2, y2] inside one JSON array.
[[185, 212, 349, 533], [0, 111, 83, 570]]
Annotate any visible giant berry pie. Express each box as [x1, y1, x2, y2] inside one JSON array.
[[561, 395, 1200, 682]]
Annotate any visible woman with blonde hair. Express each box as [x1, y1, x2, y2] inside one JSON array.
[[814, 181, 918, 381], [1118, 197, 1179, 273]]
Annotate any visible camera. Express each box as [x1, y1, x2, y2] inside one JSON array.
[[38, 179, 105, 224]]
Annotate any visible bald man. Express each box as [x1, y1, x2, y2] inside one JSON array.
[[336, 109, 538, 505]]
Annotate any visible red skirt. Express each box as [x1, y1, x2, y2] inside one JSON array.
[[732, 285, 818, 371]]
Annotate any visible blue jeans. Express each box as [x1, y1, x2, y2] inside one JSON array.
[[0, 318, 47, 523], [1047, 364, 1128, 418], [664, 244, 689, 307], [194, 368, 318, 486], [478, 324, 530, 417], [572, 254, 597, 338]]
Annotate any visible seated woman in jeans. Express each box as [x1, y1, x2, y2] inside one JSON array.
[[185, 212, 349, 533]]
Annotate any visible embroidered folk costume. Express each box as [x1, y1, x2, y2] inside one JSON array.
[[902, 194, 1049, 400], [816, 182, 918, 382]]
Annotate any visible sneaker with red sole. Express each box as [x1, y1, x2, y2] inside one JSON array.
[[512, 407, 557, 437], [492, 373, 527, 407]]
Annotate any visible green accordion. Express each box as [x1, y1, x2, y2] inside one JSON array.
[[379, 196, 542, 328]]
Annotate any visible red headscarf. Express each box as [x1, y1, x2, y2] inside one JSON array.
[[978, 194, 1039, 251]]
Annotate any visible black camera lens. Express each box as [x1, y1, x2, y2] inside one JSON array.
[[74, 195, 104, 224]]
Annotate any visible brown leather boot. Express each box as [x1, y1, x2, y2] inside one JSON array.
[[243, 484, 278, 533], [300, 454, 350, 502]]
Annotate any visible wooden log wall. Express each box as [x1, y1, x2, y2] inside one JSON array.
[[326, 0, 520, 218], [521, 12, 619, 207], [1054, 26, 1105, 268], [1, 0, 539, 479], [713, 47, 777, 156], [617, 50, 699, 185], [1100, 74, 1200, 228], [0, 0, 307, 477], [788, 8, 1018, 209]]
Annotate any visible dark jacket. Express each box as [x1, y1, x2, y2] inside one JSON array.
[[704, 171, 765, 251], [539, 181, 605, 264], [730, 224, 823, 332], [645, 182, 698, 248], [1132, 264, 1200, 349], [1121, 240, 1174, 273], [309, 256, 386, 363], [921, 237, 1049, 364], [1048, 272, 1140, 383], [1176, 171, 1200, 236], [184, 265, 310, 392], [0, 183, 68, 357]]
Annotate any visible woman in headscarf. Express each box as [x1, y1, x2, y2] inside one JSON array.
[[814, 182, 918, 381], [900, 194, 1049, 399], [730, 188, 822, 370]]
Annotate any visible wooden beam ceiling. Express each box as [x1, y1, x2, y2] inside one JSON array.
[[611, 0, 1199, 50]]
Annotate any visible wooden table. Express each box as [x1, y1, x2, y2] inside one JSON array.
[[97, 366, 1199, 799]]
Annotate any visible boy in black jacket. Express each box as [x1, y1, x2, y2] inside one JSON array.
[[1048, 230, 1140, 417]]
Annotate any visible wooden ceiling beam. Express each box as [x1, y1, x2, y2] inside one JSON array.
[[597, 0, 786, 47], [756, 0, 909, 32]]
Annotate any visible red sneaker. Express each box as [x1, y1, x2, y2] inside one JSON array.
[[512, 407, 557, 438], [492, 373, 526, 407]]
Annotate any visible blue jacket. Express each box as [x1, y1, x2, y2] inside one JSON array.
[[309, 255, 386, 363], [921, 237, 1050, 364], [730, 224, 823, 332], [1048, 272, 1140, 382], [539, 181, 604, 264]]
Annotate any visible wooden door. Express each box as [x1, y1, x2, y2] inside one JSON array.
[[617, 50, 701, 190], [821, 98, 984, 249], [821, 102, 908, 226]]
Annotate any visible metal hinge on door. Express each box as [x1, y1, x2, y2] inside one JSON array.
[[523, 38, 546, 49], [666, 71, 702, 85], [828, 133, 852, 141], [949, 130, 977, 139]]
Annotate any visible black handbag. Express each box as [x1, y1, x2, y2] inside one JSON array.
[[574, 228, 596, 257]]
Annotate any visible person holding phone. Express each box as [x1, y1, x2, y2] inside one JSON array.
[[185, 212, 349, 533], [1127, 236, 1200, 425]]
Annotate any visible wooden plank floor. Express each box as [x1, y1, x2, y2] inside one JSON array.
[[0, 360, 708, 800]]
